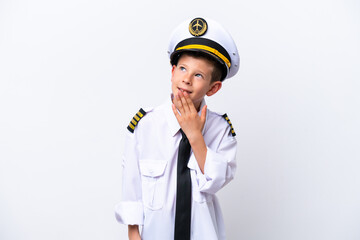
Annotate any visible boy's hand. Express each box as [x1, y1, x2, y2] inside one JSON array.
[[172, 91, 208, 173], [172, 91, 207, 142], [128, 225, 141, 240]]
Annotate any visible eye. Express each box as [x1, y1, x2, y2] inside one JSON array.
[[195, 73, 203, 79], [179, 66, 186, 72]]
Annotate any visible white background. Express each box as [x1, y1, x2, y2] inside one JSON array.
[[1, 0, 359, 239]]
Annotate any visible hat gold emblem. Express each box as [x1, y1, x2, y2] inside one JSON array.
[[189, 18, 207, 37]]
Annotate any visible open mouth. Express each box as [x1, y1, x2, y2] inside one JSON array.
[[178, 88, 192, 94]]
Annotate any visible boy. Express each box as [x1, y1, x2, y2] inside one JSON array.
[[115, 17, 240, 240]]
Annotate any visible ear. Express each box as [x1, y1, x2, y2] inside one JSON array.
[[171, 65, 176, 77], [206, 81, 222, 97]]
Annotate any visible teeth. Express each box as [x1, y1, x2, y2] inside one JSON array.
[[179, 88, 190, 93]]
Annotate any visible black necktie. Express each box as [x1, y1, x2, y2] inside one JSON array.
[[174, 129, 192, 240]]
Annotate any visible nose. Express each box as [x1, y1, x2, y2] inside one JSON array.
[[182, 74, 191, 85]]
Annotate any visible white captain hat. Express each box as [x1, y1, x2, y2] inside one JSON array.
[[168, 17, 240, 81]]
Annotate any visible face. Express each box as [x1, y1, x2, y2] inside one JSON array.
[[171, 54, 222, 111]]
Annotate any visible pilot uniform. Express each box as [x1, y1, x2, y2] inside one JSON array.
[[115, 96, 236, 239], [115, 17, 240, 240]]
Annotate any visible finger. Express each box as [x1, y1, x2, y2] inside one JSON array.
[[172, 103, 181, 121], [179, 91, 191, 113], [174, 93, 184, 113], [183, 91, 197, 113]]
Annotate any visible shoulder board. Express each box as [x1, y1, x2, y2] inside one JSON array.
[[127, 108, 146, 133], [222, 113, 236, 136]]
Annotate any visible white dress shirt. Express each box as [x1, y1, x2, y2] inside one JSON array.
[[115, 96, 237, 240]]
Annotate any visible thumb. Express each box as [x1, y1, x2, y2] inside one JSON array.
[[201, 104, 207, 124]]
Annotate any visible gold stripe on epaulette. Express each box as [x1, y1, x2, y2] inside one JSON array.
[[222, 113, 236, 137], [127, 108, 147, 133]]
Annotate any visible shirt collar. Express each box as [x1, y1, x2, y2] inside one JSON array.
[[164, 94, 207, 137]]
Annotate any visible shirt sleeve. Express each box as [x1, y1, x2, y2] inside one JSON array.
[[114, 130, 144, 225], [188, 126, 237, 195]]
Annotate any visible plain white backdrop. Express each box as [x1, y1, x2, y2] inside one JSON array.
[[1, 0, 359, 239]]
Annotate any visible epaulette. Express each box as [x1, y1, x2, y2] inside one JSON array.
[[222, 113, 236, 136], [127, 108, 146, 133]]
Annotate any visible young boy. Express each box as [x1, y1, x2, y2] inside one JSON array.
[[115, 17, 240, 240]]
